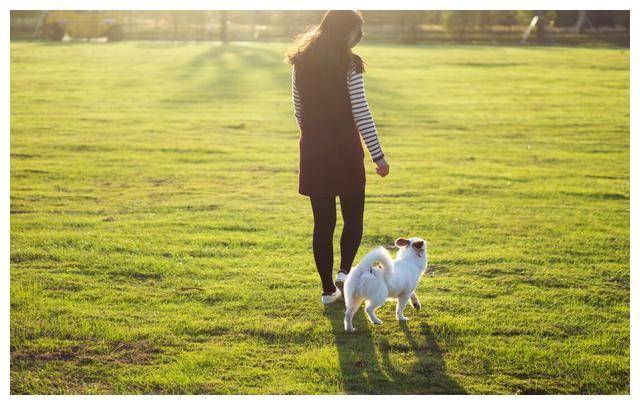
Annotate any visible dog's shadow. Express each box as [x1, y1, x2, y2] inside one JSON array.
[[323, 304, 466, 394]]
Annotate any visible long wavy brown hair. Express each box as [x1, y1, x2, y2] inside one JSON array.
[[284, 10, 365, 75]]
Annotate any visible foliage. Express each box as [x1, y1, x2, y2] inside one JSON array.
[[442, 11, 478, 38]]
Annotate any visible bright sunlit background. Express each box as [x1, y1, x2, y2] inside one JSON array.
[[10, 10, 630, 45]]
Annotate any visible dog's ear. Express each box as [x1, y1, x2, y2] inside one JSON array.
[[395, 238, 410, 248], [413, 240, 425, 250]]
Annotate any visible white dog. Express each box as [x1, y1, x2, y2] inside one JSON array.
[[343, 237, 428, 332]]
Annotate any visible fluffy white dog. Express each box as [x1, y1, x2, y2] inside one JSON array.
[[343, 237, 428, 332]]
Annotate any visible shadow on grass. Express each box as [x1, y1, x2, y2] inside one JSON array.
[[323, 304, 465, 394], [165, 44, 289, 104]]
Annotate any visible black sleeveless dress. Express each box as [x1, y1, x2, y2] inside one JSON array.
[[294, 57, 365, 198]]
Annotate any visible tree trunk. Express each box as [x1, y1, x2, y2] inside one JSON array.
[[575, 11, 589, 34], [535, 11, 547, 43], [220, 11, 228, 43]]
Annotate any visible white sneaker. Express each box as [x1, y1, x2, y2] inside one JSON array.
[[335, 271, 348, 294], [321, 288, 342, 305]]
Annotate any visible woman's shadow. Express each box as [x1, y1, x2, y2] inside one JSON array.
[[323, 304, 466, 394]]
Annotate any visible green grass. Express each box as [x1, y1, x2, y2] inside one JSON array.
[[10, 41, 629, 394]]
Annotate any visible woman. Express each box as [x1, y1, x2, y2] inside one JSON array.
[[285, 10, 390, 304]]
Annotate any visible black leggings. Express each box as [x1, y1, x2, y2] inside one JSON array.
[[310, 193, 365, 294]]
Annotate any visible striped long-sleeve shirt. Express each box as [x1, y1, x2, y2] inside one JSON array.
[[292, 65, 385, 163]]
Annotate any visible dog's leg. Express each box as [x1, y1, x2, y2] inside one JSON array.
[[396, 293, 411, 321], [344, 298, 363, 333], [410, 292, 421, 310], [364, 303, 383, 325]]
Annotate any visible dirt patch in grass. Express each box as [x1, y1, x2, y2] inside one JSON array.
[[12, 340, 164, 366]]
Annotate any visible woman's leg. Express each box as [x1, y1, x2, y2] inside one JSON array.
[[310, 196, 337, 294], [339, 192, 365, 274]]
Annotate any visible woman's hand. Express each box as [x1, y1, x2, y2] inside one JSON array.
[[375, 158, 390, 177]]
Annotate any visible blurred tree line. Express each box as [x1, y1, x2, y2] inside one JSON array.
[[10, 10, 630, 46]]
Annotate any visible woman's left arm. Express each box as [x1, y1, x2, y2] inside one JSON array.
[[292, 66, 302, 129], [347, 67, 385, 163]]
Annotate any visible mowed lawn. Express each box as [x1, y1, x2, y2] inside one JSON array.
[[10, 41, 629, 394]]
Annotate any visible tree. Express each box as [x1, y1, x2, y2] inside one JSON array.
[[400, 11, 426, 43], [519, 10, 556, 44], [477, 11, 498, 32], [495, 11, 519, 32], [220, 11, 228, 43], [574, 11, 591, 34], [442, 11, 477, 40]]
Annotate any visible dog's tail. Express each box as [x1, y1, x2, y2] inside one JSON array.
[[354, 246, 393, 277], [344, 247, 393, 307]]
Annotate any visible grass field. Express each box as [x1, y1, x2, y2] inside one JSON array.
[[10, 41, 629, 394]]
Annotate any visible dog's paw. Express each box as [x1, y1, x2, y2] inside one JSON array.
[[371, 319, 383, 325], [397, 316, 409, 322], [345, 327, 356, 333]]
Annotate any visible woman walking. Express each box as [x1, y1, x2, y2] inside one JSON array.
[[285, 10, 390, 304]]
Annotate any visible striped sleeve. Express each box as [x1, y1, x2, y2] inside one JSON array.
[[292, 66, 302, 129], [347, 66, 385, 162]]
